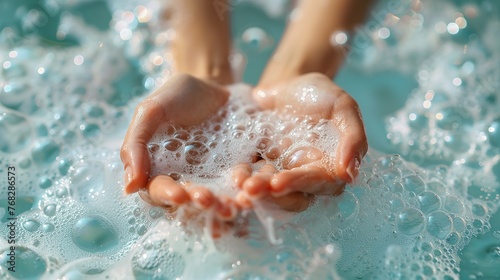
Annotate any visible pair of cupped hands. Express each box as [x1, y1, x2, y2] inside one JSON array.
[[120, 72, 367, 226]]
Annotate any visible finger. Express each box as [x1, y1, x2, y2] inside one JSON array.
[[330, 93, 368, 183], [270, 164, 345, 196], [211, 219, 231, 239], [121, 99, 166, 194], [187, 186, 216, 210], [265, 192, 314, 212], [231, 163, 252, 189], [235, 191, 253, 209], [282, 146, 323, 169], [242, 163, 278, 198], [147, 175, 191, 205], [215, 196, 239, 221]]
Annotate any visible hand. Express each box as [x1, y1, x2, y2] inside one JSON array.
[[234, 73, 368, 211], [120, 74, 239, 221]]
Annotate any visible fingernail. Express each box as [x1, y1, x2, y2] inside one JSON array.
[[346, 157, 360, 183]]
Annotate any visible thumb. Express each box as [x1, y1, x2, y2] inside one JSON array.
[[121, 99, 165, 194]]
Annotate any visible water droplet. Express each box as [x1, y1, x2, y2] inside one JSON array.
[[41, 223, 55, 232], [22, 219, 40, 232], [43, 204, 57, 216]]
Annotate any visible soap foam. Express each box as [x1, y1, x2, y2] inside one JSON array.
[[147, 84, 340, 197], [0, 0, 499, 279]]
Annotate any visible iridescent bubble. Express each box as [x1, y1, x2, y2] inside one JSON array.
[[0, 110, 33, 153], [31, 139, 60, 165], [427, 211, 452, 239], [397, 208, 425, 235], [71, 215, 118, 253], [418, 191, 441, 213], [0, 246, 47, 279]]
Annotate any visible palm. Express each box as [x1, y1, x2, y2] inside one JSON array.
[[121, 74, 240, 221], [234, 73, 368, 211]]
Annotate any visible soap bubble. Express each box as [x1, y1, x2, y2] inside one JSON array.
[[0, 110, 33, 153], [397, 208, 425, 235], [0, 246, 47, 279], [132, 236, 185, 279], [71, 215, 119, 253], [427, 211, 452, 239], [418, 191, 441, 213], [31, 139, 60, 165]]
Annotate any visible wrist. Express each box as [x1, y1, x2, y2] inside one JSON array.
[[258, 42, 346, 88], [170, 0, 233, 85]]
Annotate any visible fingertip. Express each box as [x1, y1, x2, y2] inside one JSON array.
[[148, 175, 190, 205], [123, 168, 149, 195], [215, 197, 238, 221], [188, 187, 215, 210], [236, 192, 253, 209], [231, 163, 252, 189]]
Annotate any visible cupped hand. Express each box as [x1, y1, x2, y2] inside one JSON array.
[[235, 73, 368, 211], [120, 74, 239, 221]]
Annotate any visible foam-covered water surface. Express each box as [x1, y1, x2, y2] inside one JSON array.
[[1, 0, 499, 279]]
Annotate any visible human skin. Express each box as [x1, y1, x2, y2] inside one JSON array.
[[120, 0, 372, 219]]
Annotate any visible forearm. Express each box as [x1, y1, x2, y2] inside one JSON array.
[[170, 0, 233, 84], [259, 0, 375, 86]]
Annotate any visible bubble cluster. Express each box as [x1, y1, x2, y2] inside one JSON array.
[[148, 84, 340, 196]]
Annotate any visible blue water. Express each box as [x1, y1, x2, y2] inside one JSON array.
[[1, 0, 500, 279]]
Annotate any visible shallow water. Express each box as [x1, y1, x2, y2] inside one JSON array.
[[0, 0, 500, 279]]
